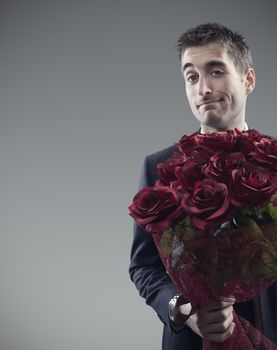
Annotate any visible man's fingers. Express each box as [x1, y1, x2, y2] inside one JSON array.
[[185, 299, 236, 343], [198, 305, 234, 324], [204, 321, 235, 343], [178, 302, 192, 316], [200, 299, 235, 312], [220, 296, 236, 302], [199, 313, 234, 335]]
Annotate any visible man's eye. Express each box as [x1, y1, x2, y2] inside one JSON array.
[[211, 70, 224, 76], [186, 74, 198, 83]]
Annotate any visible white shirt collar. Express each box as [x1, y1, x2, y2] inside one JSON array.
[[200, 122, 249, 133]]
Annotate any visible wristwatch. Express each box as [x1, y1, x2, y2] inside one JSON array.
[[169, 294, 192, 326]]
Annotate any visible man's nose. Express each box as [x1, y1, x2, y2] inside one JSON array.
[[198, 76, 212, 96]]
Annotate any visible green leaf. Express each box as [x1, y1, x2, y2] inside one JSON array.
[[174, 217, 196, 241], [160, 229, 173, 256], [234, 217, 264, 239], [239, 258, 252, 286], [265, 203, 277, 221], [255, 249, 277, 278], [182, 225, 196, 240], [240, 217, 259, 228]]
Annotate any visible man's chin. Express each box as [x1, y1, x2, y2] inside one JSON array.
[[201, 112, 223, 126], [198, 113, 230, 132]]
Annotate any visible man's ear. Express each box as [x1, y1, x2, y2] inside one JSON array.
[[245, 68, 256, 95]]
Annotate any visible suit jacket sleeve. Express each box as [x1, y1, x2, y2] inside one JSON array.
[[129, 150, 180, 334]]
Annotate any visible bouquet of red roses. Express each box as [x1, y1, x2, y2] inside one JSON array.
[[129, 129, 277, 349]]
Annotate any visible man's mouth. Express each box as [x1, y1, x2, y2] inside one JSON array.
[[197, 99, 223, 108]]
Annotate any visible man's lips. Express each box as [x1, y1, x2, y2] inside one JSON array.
[[197, 99, 223, 108]]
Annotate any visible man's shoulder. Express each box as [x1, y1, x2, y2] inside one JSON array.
[[147, 144, 177, 165], [140, 144, 178, 186]]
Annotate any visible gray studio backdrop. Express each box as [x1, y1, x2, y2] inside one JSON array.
[[0, 1, 276, 349]]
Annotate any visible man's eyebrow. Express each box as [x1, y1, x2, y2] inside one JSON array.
[[206, 60, 226, 69], [182, 63, 193, 72], [182, 60, 226, 72]]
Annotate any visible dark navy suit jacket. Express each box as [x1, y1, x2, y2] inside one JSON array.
[[129, 144, 277, 350]]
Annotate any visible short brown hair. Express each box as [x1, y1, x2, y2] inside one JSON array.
[[176, 23, 253, 73]]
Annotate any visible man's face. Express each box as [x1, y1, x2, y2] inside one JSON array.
[[181, 43, 255, 133]]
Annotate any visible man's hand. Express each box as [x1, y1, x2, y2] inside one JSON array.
[[180, 299, 235, 343]]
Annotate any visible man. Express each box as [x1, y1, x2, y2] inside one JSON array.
[[129, 23, 277, 349]]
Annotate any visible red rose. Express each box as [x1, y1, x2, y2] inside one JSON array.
[[230, 163, 277, 207], [239, 129, 263, 154], [182, 178, 233, 232], [174, 159, 204, 192], [241, 129, 262, 141], [238, 130, 274, 159], [178, 130, 240, 164], [249, 137, 277, 170], [177, 132, 199, 156], [194, 129, 239, 153], [156, 152, 187, 186], [178, 138, 213, 164], [204, 152, 246, 183], [128, 187, 185, 233]]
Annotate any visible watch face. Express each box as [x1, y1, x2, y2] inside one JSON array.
[[169, 295, 179, 321], [169, 295, 190, 326], [170, 297, 177, 307], [169, 295, 178, 309]]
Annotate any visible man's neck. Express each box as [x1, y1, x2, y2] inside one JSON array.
[[200, 122, 248, 134]]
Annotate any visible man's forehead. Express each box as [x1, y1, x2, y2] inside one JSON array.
[[181, 43, 228, 71]]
